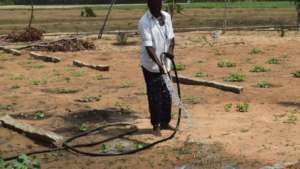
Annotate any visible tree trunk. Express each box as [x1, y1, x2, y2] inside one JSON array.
[[223, 0, 229, 33], [297, 4, 300, 28], [98, 0, 116, 39], [28, 0, 34, 29]]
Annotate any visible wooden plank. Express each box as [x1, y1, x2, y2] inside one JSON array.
[[0, 115, 63, 146], [30, 52, 61, 63], [73, 60, 109, 71], [0, 46, 21, 56], [172, 75, 243, 94]]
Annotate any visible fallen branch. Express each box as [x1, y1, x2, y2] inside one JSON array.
[[73, 60, 109, 71], [0, 46, 21, 56], [0, 115, 63, 146], [30, 52, 61, 63], [172, 75, 243, 94]]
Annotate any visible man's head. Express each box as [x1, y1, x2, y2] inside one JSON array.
[[147, 0, 162, 17]]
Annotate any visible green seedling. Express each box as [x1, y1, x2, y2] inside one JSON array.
[[267, 58, 280, 64], [224, 103, 232, 112], [250, 65, 270, 73], [257, 81, 272, 88], [11, 74, 26, 80], [116, 32, 128, 45], [34, 111, 45, 119], [236, 103, 249, 112], [79, 123, 88, 132], [250, 48, 263, 55], [115, 143, 125, 152], [292, 71, 300, 78], [135, 143, 144, 149], [194, 71, 208, 78], [77, 95, 101, 103], [43, 88, 80, 94], [217, 60, 236, 68], [173, 63, 186, 71], [184, 96, 201, 105], [100, 144, 110, 153], [213, 49, 224, 56], [0, 154, 41, 169], [224, 73, 245, 82], [94, 74, 104, 80]]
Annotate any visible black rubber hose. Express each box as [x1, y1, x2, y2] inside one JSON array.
[[3, 55, 182, 160]]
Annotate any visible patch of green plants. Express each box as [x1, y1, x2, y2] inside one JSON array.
[[184, 96, 201, 105], [194, 71, 208, 78], [274, 112, 298, 124], [267, 58, 280, 64], [114, 102, 130, 112], [257, 81, 272, 88], [100, 144, 111, 153], [10, 85, 20, 90], [43, 88, 80, 94], [224, 73, 245, 82], [116, 32, 128, 45], [77, 95, 101, 103], [115, 143, 125, 152], [0, 154, 40, 169], [120, 81, 134, 88], [236, 103, 249, 112], [71, 71, 84, 77], [94, 74, 104, 80], [11, 74, 26, 80], [250, 65, 270, 73], [217, 60, 236, 68], [250, 48, 263, 55], [79, 123, 88, 132], [30, 79, 47, 86], [213, 49, 224, 56], [173, 63, 186, 71], [81, 7, 96, 17], [292, 70, 300, 78], [34, 111, 45, 120], [0, 104, 14, 111], [224, 103, 232, 112]]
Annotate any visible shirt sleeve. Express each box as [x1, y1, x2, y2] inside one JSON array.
[[166, 14, 175, 40], [138, 21, 153, 47]]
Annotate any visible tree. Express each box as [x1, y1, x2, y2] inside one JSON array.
[[28, 0, 34, 29], [165, 0, 184, 19]]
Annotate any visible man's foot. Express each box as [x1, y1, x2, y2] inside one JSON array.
[[160, 123, 176, 131], [153, 125, 161, 137]]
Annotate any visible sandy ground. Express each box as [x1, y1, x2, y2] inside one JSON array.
[[0, 31, 300, 169]]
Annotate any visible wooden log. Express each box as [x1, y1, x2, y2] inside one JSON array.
[[0, 46, 21, 56], [73, 60, 109, 71], [172, 75, 243, 94], [0, 115, 63, 146], [30, 52, 61, 63]]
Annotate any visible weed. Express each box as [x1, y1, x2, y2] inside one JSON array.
[[94, 74, 104, 80], [81, 7, 96, 17], [0, 55, 9, 61], [195, 71, 208, 78], [0, 154, 40, 169], [236, 103, 249, 112], [43, 88, 80, 94], [115, 143, 125, 152], [114, 102, 130, 112], [173, 63, 186, 71], [116, 32, 128, 45], [224, 103, 232, 112], [79, 123, 88, 132], [184, 96, 201, 104], [135, 143, 144, 149], [213, 49, 224, 56], [10, 85, 20, 89], [250, 65, 270, 73], [224, 73, 245, 82], [250, 48, 263, 55], [30, 79, 47, 86], [171, 112, 177, 119], [292, 71, 300, 78], [0, 104, 14, 111], [120, 81, 134, 88], [217, 60, 236, 68], [71, 71, 84, 77], [34, 111, 45, 119], [267, 58, 280, 64], [77, 95, 101, 103], [100, 144, 110, 153], [274, 112, 298, 124], [257, 81, 272, 88], [11, 74, 26, 80]]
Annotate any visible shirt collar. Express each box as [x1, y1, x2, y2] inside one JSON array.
[[146, 10, 165, 21]]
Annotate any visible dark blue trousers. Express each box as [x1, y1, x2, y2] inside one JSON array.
[[142, 67, 172, 126]]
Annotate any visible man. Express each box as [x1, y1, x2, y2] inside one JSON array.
[[138, 0, 175, 136]]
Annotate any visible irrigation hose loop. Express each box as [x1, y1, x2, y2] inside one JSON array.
[[3, 55, 182, 161]]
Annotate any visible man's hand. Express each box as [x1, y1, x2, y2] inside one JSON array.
[[164, 52, 174, 60]]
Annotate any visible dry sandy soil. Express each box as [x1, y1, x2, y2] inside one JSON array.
[[0, 31, 300, 169]]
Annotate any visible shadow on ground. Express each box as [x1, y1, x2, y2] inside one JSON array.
[[278, 101, 300, 109]]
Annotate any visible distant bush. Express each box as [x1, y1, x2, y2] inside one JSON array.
[[81, 7, 96, 17]]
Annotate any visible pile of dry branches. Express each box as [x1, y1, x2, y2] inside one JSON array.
[[6, 27, 44, 42]]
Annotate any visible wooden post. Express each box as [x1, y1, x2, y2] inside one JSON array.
[[223, 0, 229, 33], [28, 0, 34, 29], [98, 0, 117, 39]]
